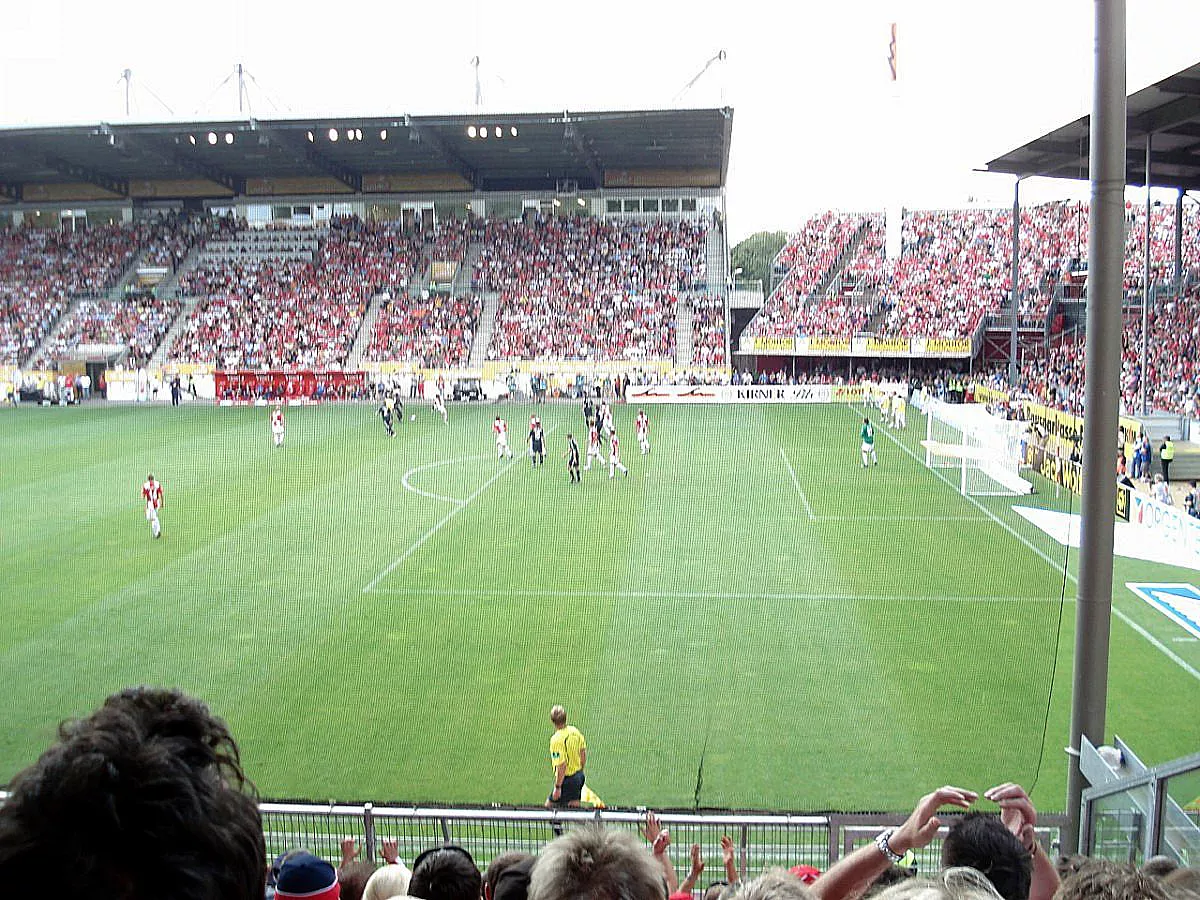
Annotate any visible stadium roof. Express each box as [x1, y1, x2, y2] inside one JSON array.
[[985, 61, 1200, 191], [0, 108, 733, 204]]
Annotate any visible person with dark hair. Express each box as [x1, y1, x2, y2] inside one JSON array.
[[0, 686, 265, 900], [408, 845, 482, 900], [941, 813, 1030, 900], [485, 851, 535, 900]]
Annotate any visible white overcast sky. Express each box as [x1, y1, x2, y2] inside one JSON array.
[[2, 0, 1199, 241]]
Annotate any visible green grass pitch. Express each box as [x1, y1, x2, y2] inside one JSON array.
[[1, 399, 1197, 812]]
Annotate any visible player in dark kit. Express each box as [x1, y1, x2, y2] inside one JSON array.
[[529, 423, 546, 467], [565, 434, 581, 483], [582, 397, 594, 429], [378, 398, 395, 437]]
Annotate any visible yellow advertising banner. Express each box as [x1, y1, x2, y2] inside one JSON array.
[[861, 337, 911, 355], [753, 336, 795, 353], [806, 336, 852, 353], [923, 338, 972, 355], [430, 261, 457, 284]]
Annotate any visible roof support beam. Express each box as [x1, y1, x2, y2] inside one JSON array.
[[1131, 95, 1200, 136], [267, 129, 362, 192], [408, 123, 477, 189], [42, 153, 128, 197], [121, 133, 245, 195], [563, 121, 604, 188]]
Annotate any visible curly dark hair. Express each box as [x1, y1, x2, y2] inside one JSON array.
[[0, 686, 264, 900]]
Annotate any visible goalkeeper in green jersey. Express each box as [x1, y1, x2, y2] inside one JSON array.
[[861, 417, 878, 467]]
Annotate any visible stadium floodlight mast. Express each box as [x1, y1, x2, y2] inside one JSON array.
[[1064, 0, 1125, 856]]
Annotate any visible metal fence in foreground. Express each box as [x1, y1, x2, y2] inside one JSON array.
[[256, 804, 1066, 875]]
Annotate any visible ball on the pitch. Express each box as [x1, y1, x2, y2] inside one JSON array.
[[410, 414, 416, 421]]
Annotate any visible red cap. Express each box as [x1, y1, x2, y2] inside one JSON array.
[[789, 865, 822, 884]]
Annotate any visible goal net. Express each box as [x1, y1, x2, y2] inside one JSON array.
[[922, 400, 1034, 496]]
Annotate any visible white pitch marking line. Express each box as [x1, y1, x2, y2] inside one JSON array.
[[779, 447, 816, 520], [364, 427, 556, 594], [813, 515, 990, 523], [400, 455, 490, 505], [367, 585, 1054, 604], [853, 404, 1200, 683]]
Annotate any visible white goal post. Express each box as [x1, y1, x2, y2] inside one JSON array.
[[922, 400, 1034, 496]]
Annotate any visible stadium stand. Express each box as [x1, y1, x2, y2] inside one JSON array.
[[364, 292, 482, 368], [689, 294, 728, 366], [477, 217, 706, 361], [747, 211, 868, 338], [34, 297, 183, 368], [0, 224, 148, 364]]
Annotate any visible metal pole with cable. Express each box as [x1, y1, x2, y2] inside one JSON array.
[[1009, 177, 1021, 387], [1142, 134, 1151, 416], [1064, 0, 1125, 855]]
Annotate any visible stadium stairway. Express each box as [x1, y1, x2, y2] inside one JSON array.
[[706, 227, 727, 295], [468, 292, 501, 367], [148, 296, 201, 370], [107, 250, 148, 300], [675, 298, 694, 368], [24, 296, 84, 368], [156, 244, 205, 300], [347, 294, 387, 369]]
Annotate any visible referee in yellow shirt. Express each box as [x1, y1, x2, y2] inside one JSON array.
[[545, 705, 587, 808]]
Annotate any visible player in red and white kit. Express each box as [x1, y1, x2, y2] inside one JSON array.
[[582, 423, 606, 472], [271, 404, 286, 447], [142, 473, 164, 539], [493, 415, 513, 459], [635, 408, 650, 455], [433, 391, 448, 425], [608, 430, 629, 479]]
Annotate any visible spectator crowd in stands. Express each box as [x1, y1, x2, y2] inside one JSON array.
[[478, 217, 706, 362]]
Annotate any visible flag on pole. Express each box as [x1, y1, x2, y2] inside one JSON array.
[[888, 23, 898, 81]]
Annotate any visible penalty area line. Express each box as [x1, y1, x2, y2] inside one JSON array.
[[366, 585, 1057, 604], [849, 403, 1200, 683], [779, 447, 816, 520]]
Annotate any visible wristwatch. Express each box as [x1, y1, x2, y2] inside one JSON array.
[[875, 829, 904, 863]]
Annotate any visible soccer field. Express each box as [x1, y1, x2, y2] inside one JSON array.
[[2, 400, 1197, 812]]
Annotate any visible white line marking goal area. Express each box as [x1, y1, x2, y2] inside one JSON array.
[[852, 404, 1200, 683], [367, 585, 1055, 604], [779, 447, 816, 520]]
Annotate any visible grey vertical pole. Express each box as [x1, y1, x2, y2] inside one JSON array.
[[1064, 0, 1125, 855], [238, 63, 245, 114], [1142, 134, 1151, 416], [1175, 192, 1184, 288], [1009, 178, 1021, 386]]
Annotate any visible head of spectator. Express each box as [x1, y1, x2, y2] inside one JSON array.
[[0, 686, 264, 900], [1162, 868, 1200, 897], [528, 826, 666, 900], [1141, 858, 1180, 880], [340, 861, 379, 900], [941, 813, 1031, 900], [724, 869, 815, 900], [863, 865, 921, 899], [364, 862, 415, 900], [1054, 857, 1095, 884], [1054, 861, 1170, 900], [409, 846, 481, 900], [277, 851, 341, 900], [873, 868, 1004, 900], [485, 852, 535, 900], [492, 856, 535, 900]]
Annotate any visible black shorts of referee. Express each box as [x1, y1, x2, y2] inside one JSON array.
[[548, 770, 585, 807]]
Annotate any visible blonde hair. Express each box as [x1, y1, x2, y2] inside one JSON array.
[[363, 863, 413, 900], [873, 868, 1004, 900]]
